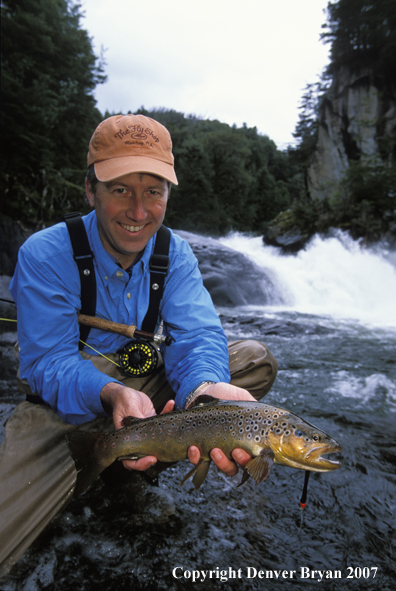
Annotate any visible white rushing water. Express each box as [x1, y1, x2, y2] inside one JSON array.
[[219, 231, 396, 327]]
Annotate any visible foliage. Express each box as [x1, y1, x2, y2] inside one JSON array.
[[1, 0, 106, 227], [291, 80, 329, 167], [2, 0, 394, 242], [292, 159, 396, 241], [290, 0, 396, 243], [136, 108, 301, 235], [0, 0, 302, 237], [321, 0, 396, 88]]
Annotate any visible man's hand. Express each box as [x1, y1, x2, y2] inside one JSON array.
[[201, 382, 257, 402], [187, 382, 256, 477], [100, 382, 175, 472]]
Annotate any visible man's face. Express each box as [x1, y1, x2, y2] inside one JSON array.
[[86, 172, 169, 269]]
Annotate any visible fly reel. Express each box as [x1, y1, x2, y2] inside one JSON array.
[[119, 339, 159, 377]]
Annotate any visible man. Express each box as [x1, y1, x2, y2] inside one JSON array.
[[1, 114, 277, 572]]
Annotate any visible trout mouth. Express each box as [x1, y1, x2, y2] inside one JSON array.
[[305, 442, 342, 470]]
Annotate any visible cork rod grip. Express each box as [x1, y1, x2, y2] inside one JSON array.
[[78, 314, 137, 339]]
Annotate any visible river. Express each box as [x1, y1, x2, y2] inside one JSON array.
[[1, 230, 395, 591]]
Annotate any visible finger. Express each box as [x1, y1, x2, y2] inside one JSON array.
[[188, 446, 201, 466], [160, 400, 175, 414], [232, 448, 252, 468], [122, 456, 157, 472], [210, 448, 238, 477]]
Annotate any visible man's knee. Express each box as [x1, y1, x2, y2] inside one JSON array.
[[228, 340, 278, 399]]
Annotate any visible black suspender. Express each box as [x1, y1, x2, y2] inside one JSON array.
[[141, 224, 171, 333], [63, 212, 96, 349], [63, 213, 170, 347]]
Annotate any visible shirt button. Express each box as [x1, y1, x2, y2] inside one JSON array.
[[104, 276, 108, 281], [116, 270, 124, 278], [126, 293, 131, 299]]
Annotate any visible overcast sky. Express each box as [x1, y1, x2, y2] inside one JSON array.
[[81, 0, 330, 150]]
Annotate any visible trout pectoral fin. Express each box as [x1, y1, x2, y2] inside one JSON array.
[[121, 416, 142, 427], [245, 448, 275, 484], [117, 453, 146, 461], [192, 460, 211, 490], [189, 395, 220, 409], [179, 458, 211, 490]]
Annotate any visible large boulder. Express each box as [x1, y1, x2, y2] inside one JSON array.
[[262, 210, 310, 252], [175, 230, 279, 306]]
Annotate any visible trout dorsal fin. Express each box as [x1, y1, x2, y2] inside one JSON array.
[[244, 448, 275, 484], [121, 416, 142, 427], [189, 394, 220, 409]]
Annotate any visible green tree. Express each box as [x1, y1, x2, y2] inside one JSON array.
[[200, 129, 253, 233], [1, 0, 106, 225], [291, 81, 329, 167], [165, 137, 218, 234], [321, 0, 396, 88], [140, 108, 295, 235]]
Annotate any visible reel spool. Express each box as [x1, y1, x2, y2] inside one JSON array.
[[119, 339, 159, 377]]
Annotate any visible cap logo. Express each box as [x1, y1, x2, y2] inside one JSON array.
[[88, 114, 178, 185], [114, 125, 160, 143], [131, 131, 147, 140]]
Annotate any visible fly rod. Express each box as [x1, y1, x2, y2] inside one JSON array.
[[77, 314, 172, 345]]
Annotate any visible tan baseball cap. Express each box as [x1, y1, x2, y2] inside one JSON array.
[[87, 114, 178, 185]]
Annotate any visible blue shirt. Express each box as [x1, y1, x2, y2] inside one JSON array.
[[10, 211, 230, 424]]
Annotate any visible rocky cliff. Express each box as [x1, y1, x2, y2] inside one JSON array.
[[307, 67, 396, 201]]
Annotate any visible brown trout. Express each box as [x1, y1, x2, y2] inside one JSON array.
[[66, 396, 341, 497]]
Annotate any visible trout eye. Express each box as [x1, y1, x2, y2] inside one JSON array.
[[312, 433, 321, 442]]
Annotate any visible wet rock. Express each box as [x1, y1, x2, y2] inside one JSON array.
[[175, 230, 278, 305], [262, 210, 310, 252]]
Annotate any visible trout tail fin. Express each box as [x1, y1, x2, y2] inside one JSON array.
[[65, 429, 113, 498]]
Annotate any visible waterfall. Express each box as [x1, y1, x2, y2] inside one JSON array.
[[219, 231, 396, 327]]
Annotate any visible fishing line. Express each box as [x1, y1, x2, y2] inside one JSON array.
[[1, 308, 159, 377], [0, 315, 122, 367], [1, 298, 17, 323], [79, 340, 121, 367]]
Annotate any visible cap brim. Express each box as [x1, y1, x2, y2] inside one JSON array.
[[94, 156, 178, 185]]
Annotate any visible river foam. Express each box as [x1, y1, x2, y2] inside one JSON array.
[[219, 231, 396, 327]]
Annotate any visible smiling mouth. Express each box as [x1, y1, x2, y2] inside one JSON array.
[[120, 223, 145, 233]]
